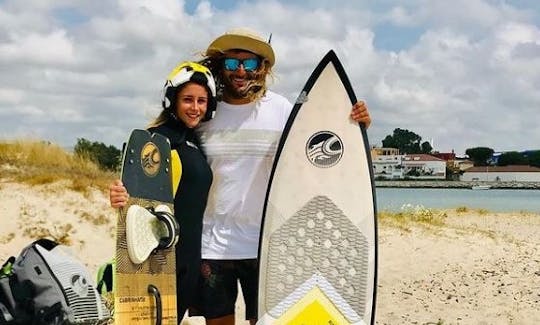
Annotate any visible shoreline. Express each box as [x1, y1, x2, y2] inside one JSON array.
[[375, 180, 540, 190]]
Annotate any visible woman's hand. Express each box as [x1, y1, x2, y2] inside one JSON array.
[[109, 179, 129, 208]]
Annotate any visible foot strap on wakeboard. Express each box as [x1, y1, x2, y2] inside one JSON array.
[[126, 205, 179, 264]]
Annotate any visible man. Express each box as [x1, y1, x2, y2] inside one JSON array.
[[195, 28, 371, 325]]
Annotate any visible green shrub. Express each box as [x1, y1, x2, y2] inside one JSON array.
[[74, 138, 121, 171]]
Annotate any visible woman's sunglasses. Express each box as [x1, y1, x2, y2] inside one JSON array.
[[223, 58, 260, 72]]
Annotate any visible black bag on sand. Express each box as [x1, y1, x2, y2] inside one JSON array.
[[0, 239, 110, 324]]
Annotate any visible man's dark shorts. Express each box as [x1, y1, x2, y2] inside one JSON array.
[[195, 259, 258, 320]]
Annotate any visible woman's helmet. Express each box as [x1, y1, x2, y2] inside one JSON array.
[[162, 61, 217, 121]]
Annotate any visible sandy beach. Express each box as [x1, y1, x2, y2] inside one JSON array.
[[1, 180, 539, 324]]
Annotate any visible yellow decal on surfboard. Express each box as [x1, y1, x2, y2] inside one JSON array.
[[276, 286, 349, 325]]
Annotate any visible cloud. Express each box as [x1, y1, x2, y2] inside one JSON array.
[[0, 29, 75, 65], [0, 0, 538, 155], [0, 88, 23, 105], [365, 16, 540, 152]]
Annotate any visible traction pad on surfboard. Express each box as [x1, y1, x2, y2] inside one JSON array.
[[126, 204, 179, 264], [264, 195, 369, 323]]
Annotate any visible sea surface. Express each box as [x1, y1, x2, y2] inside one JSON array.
[[375, 187, 540, 213]]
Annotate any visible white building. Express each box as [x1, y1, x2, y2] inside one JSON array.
[[461, 165, 540, 182], [401, 154, 446, 180], [371, 148, 447, 180], [372, 153, 403, 179]]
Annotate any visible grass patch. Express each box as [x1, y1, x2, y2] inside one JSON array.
[[455, 206, 468, 213], [19, 204, 76, 245], [0, 140, 115, 194], [476, 208, 489, 215], [378, 204, 447, 232], [80, 211, 109, 226], [456, 206, 494, 215], [0, 233, 15, 244], [23, 223, 74, 246]]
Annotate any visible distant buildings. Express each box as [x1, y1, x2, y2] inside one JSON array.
[[402, 154, 446, 179], [371, 148, 446, 180], [371, 147, 540, 182], [371, 148, 403, 179], [461, 165, 540, 182]]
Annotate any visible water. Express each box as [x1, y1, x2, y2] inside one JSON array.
[[375, 187, 540, 213]]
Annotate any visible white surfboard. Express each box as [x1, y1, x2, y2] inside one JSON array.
[[257, 50, 377, 325]]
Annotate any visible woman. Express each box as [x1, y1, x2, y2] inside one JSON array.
[[109, 61, 216, 322]]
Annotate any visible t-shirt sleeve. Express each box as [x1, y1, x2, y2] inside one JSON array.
[[280, 96, 294, 128]]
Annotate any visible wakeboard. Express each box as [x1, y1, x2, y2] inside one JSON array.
[[114, 129, 178, 325]]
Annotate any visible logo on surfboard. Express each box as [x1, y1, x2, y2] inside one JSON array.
[[306, 131, 343, 168]]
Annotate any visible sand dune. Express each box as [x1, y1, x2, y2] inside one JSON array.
[[1, 180, 539, 324]]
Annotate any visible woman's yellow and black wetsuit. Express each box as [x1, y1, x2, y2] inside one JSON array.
[[148, 118, 212, 320]]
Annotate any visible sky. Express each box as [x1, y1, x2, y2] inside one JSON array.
[[0, 0, 539, 155]]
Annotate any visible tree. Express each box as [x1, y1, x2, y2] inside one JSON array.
[[525, 150, 540, 168], [465, 147, 494, 166], [497, 151, 527, 166], [420, 141, 433, 154], [382, 128, 432, 154], [74, 138, 122, 171]]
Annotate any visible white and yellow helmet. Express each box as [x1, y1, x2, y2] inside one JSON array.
[[162, 61, 217, 121]]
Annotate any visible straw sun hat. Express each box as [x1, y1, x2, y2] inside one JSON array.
[[206, 27, 275, 67]]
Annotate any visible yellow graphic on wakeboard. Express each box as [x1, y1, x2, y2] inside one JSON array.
[[141, 142, 161, 177], [276, 286, 350, 325]]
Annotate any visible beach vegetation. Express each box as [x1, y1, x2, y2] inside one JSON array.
[[22, 223, 74, 246], [378, 204, 447, 231], [80, 211, 109, 226], [74, 138, 122, 171], [0, 139, 115, 194], [0, 233, 15, 244], [453, 206, 492, 216], [476, 208, 489, 215], [455, 206, 468, 213], [19, 204, 75, 245]]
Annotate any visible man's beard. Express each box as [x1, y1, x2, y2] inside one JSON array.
[[223, 74, 263, 99]]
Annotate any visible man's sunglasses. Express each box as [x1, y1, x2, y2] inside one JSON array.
[[223, 58, 260, 72]]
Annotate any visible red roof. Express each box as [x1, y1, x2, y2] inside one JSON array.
[[432, 152, 456, 160]]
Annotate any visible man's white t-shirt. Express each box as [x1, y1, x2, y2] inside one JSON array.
[[196, 90, 292, 259]]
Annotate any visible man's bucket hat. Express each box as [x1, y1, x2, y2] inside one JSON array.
[[206, 27, 275, 67]]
